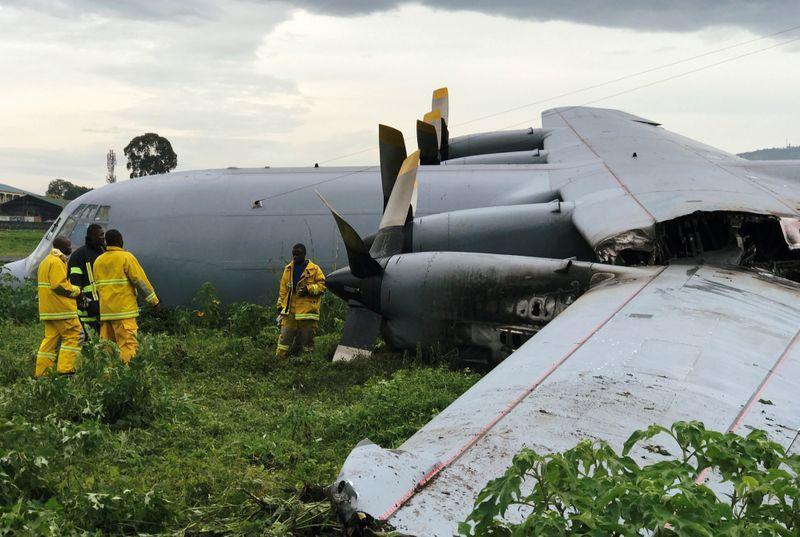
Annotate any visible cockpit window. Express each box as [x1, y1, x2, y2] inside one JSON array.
[[23, 204, 113, 277], [56, 215, 78, 241], [95, 205, 110, 221], [75, 204, 93, 220], [83, 205, 100, 221], [44, 217, 61, 241]]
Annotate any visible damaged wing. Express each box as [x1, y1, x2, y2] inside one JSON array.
[[542, 107, 800, 261], [331, 258, 800, 536]]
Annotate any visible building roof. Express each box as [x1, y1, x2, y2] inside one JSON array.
[[27, 194, 69, 207], [2, 193, 69, 208], [0, 183, 29, 195]]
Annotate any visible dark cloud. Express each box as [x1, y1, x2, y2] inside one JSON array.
[[289, 1, 800, 33], [7, 1, 797, 33], [0, 0, 222, 20]]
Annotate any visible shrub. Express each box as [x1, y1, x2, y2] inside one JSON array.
[[229, 303, 275, 338], [192, 282, 225, 329], [0, 321, 35, 385], [0, 274, 37, 324], [316, 293, 345, 336], [460, 421, 800, 536], [0, 416, 101, 504], [0, 497, 78, 536], [1, 340, 169, 427]]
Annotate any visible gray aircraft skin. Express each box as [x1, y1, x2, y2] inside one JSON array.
[[2, 165, 565, 305], [5, 94, 800, 536]]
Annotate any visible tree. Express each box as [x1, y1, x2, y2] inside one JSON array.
[[123, 133, 178, 178], [46, 179, 92, 200]]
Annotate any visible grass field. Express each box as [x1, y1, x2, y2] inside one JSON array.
[[0, 283, 479, 535], [0, 228, 42, 261]]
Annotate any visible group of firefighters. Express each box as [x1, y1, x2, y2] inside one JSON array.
[[35, 224, 325, 376]]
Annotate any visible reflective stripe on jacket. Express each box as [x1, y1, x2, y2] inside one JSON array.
[[93, 246, 159, 320], [37, 249, 81, 321], [68, 244, 103, 321], [276, 259, 326, 321]]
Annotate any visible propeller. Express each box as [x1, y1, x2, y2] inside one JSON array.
[[379, 124, 407, 211], [317, 149, 421, 361], [417, 87, 449, 164]]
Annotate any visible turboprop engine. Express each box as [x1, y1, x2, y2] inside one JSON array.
[[319, 88, 594, 362], [326, 252, 630, 362]]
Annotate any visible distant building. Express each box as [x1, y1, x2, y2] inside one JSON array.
[[0, 183, 28, 204], [0, 194, 68, 222]]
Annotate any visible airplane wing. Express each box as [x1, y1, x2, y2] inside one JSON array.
[[332, 257, 800, 536], [541, 107, 800, 258]]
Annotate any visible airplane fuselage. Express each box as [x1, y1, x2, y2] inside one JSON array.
[[6, 165, 556, 305]]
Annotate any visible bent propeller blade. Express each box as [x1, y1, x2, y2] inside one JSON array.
[[379, 125, 407, 211], [431, 87, 449, 127], [315, 190, 382, 278], [416, 120, 439, 165], [332, 303, 383, 362], [370, 151, 420, 258], [423, 109, 443, 150]]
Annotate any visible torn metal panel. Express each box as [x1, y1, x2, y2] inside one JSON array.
[[779, 216, 800, 249], [545, 107, 800, 255], [328, 439, 440, 525], [595, 228, 655, 264]]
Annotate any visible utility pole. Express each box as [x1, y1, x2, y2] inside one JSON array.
[[106, 149, 117, 183]]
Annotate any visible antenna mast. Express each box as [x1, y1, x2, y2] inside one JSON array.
[[106, 149, 117, 183]]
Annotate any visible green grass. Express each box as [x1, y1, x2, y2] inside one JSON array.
[[0, 285, 480, 535], [0, 229, 42, 260]]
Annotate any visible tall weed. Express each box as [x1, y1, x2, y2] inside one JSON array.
[[0, 274, 37, 324], [1, 340, 169, 427]]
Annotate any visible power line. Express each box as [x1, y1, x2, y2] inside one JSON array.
[[317, 23, 800, 165], [502, 32, 800, 131], [450, 23, 800, 129]]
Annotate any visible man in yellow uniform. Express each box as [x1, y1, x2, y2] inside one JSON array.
[[92, 229, 159, 363], [275, 243, 326, 357], [35, 236, 83, 377]]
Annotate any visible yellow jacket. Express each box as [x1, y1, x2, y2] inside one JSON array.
[[93, 246, 159, 320], [276, 260, 326, 321], [37, 249, 81, 321]]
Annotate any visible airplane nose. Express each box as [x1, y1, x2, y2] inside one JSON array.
[[326, 267, 383, 313], [0, 259, 28, 285]]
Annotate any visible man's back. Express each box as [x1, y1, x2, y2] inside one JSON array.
[[94, 247, 158, 320], [37, 250, 80, 320]]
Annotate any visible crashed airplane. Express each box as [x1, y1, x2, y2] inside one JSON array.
[[320, 92, 800, 535], [3, 89, 800, 535]]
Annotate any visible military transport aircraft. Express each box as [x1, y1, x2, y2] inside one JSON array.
[[4, 89, 800, 535]]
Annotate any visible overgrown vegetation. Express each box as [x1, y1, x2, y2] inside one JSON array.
[[0, 281, 478, 534], [461, 421, 800, 536], [3, 270, 797, 535]]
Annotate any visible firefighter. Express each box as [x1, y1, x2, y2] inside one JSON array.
[[35, 236, 83, 377], [68, 223, 106, 338], [275, 243, 326, 357], [93, 229, 159, 363]]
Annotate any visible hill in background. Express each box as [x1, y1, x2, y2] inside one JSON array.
[[738, 145, 800, 160]]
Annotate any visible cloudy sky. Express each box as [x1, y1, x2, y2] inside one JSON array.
[[1, 1, 799, 193]]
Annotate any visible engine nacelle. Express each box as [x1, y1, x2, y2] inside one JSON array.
[[326, 252, 638, 363], [410, 201, 595, 261], [441, 149, 548, 165], [447, 127, 548, 159]]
